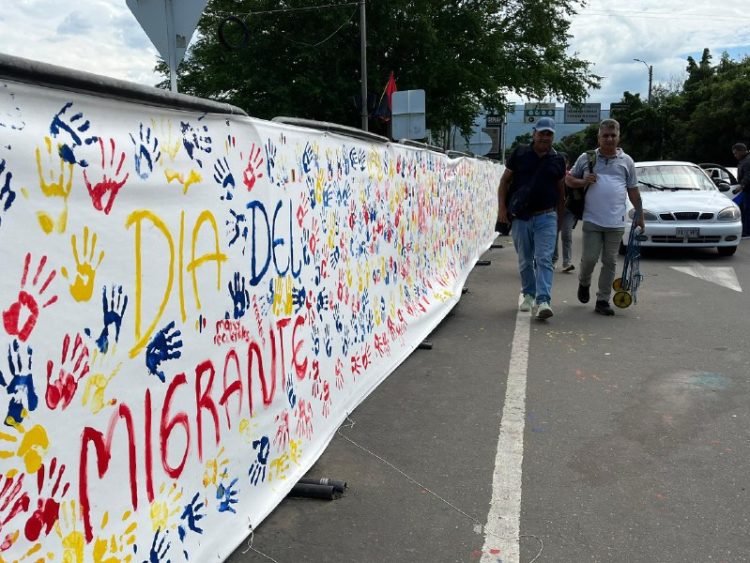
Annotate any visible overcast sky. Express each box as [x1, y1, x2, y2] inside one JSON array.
[[1, 1, 749, 110]]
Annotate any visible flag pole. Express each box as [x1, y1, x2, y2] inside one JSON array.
[[359, 0, 368, 131]]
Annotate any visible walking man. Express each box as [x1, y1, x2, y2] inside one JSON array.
[[567, 119, 644, 316], [497, 117, 566, 319], [732, 142, 750, 237]]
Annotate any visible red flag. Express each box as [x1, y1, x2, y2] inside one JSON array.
[[374, 71, 398, 122]]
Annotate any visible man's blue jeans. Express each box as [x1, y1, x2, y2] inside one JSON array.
[[511, 211, 558, 304]]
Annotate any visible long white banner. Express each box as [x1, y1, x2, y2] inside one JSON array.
[[0, 78, 501, 561]]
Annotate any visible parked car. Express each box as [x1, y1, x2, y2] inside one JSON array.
[[622, 161, 742, 256], [698, 162, 740, 199]]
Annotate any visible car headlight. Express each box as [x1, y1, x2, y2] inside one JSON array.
[[717, 206, 741, 221], [627, 208, 658, 221]]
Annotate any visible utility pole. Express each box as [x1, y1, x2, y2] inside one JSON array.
[[359, 0, 368, 131], [633, 58, 653, 104]]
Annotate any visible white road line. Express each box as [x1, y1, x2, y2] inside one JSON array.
[[671, 261, 742, 292], [481, 297, 531, 563]]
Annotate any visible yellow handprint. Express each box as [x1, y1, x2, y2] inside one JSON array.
[[149, 482, 182, 533], [61, 227, 104, 302], [202, 446, 229, 488], [81, 351, 121, 414], [55, 501, 85, 563], [29, 136, 73, 234], [91, 510, 137, 563], [271, 276, 293, 317], [0, 421, 49, 477], [152, 119, 180, 162]]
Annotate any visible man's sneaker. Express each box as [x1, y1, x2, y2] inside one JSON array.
[[577, 284, 590, 303], [563, 264, 575, 273], [595, 300, 615, 316], [519, 294, 535, 312], [536, 302, 553, 320]]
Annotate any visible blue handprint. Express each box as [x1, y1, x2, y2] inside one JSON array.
[[311, 323, 320, 357], [178, 492, 205, 539], [324, 325, 333, 357], [216, 473, 239, 513], [291, 285, 307, 314], [301, 142, 316, 174], [248, 436, 270, 486], [146, 528, 171, 563], [180, 121, 212, 168], [226, 209, 248, 250], [264, 139, 277, 182], [286, 371, 296, 409], [228, 272, 250, 319], [90, 285, 128, 354], [146, 321, 183, 383], [213, 157, 235, 200], [49, 102, 97, 166], [0, 159, 16, 228], [0, 339, 37, 425], [130, 123, 161, 180]]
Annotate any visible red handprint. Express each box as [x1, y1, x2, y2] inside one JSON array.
[[274, 410, 290, 450], [46, 333, 90, 410], [2, 253, 58, 342], [242, 143, 264, 191], [0, 474, 30, 552], [82, 137, 129, 214], [24, 457, 69, 541]]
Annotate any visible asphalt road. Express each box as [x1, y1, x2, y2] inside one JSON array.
[[227, 229, 750, 563]]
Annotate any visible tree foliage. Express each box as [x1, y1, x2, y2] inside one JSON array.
[[158, 0, 600, 140]]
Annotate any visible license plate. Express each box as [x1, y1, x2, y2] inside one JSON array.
[[676, 227, 699, 238]]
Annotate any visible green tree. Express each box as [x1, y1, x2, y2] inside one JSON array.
[[159, 0, 600, 140]]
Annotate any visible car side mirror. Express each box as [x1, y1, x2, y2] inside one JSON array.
[[717, 181, 731, 192]]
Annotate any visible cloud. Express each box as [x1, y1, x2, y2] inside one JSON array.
[[56, 11, 93, 36]]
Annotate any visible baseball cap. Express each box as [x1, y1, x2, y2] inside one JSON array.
[[534, 116, 555, 133], [732, 142, 747, 151]]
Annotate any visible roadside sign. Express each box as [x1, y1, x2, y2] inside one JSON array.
[[392, 90, 426, 140], [523, 102, 556, 123], [564, 103, 601, 124], [486, 115, 503, 127], [609, 102, 629, 115]]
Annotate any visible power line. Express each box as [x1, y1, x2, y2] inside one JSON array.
[[216, 2, 359, 18]]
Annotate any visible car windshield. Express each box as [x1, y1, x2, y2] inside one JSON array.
[[636, 164, 717, 192]]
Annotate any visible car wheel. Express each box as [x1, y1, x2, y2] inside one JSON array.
[[618, 241, 627, 255], [717, 246, 737, 256]]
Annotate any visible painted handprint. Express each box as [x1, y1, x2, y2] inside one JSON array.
[[248, 435, 270, 486], [150, 482, 182, 534], [215, 472, 238, 513], [3, 253, 58, 342], [295, 399, 313, 440], [242, 143, 264, 191], [81, 351, 121, 414], [54, 500, 85, 563], [0, 420, 48, 476], [181, 121, 212, 168], [146, 528, 171, 563], [45, 332, 90, 410], [226, 208, 248, 252], [264, 138, 277, 182], [83, 137, 130, 214], [91, 510, 138, 563], [286, 371, 296, 409], [177, 492, 204, 541], [92, 285, 128, 354], [213, 156, 235, 200], [0, 159, 16, 229], [0, 340, 38, 425], [131, 122, 161, 180], [0, 474, 30, 552], [321, 380, 331, 418], [228, 272, 250, 320], [49, 102, 97, 167], [61, 227, 104, 302], [273, 411, 290, 451], [24, 457, 69, 542], [202, 446, 228, 488], [32, 135, 73, 233], [145, 321, 183, 383]]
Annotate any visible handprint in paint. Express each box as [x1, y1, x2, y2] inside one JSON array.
[[228, 272, 250, 320], [215, 472, 239, 514], [130, 122, 161, 180], [226, 209, 248, 251], [0, 420, 48, 475], [24, 457, 69, 541], [60, 227, 104, 302], [0, 340, 38, 425], [49, 102, 97, 167], [213, 156, 235, 201], [81, 352, 121, 414], [0, 473, 30, 551], [91, 285, 128, 354], [248, 436, 270, 486], [2, 253, 57, 343], [145, 321, 183, 383], [177, 492, 204, 541], [45, 333, 89, 411], [82, 137, 130, 214], [146, 528, 171, 563], [32, 136, 73, 234], [241, 143, 264, 192], [180, 121, 212, 168], [0, 159, 16, 229]]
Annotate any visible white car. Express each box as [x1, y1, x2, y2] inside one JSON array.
[[622, 161, 742, 256]]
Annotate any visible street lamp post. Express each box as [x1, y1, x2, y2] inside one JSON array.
[[633, 58, 653, 104]]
